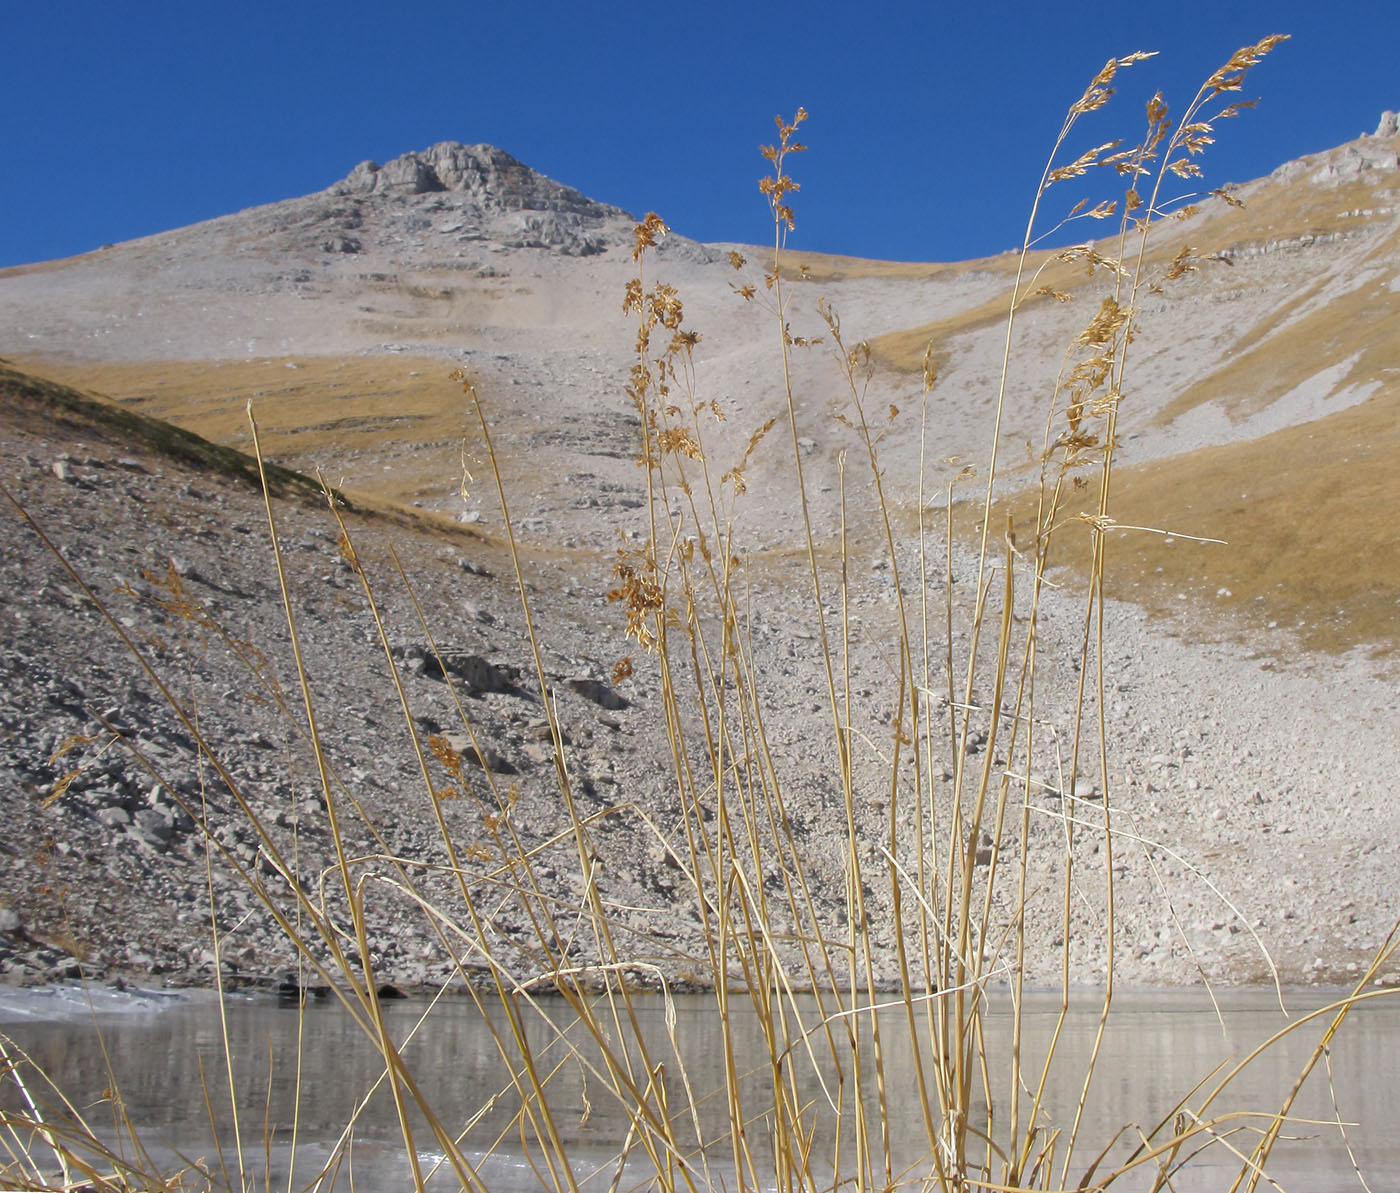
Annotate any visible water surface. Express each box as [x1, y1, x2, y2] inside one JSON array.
[[2, 983, 1396, 1192]]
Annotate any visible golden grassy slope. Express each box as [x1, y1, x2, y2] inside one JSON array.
[[1009, 385, 1399, 657], [0, 359, 328, 503], [874, 143, 1400, 658], [772, 250, 972, 283], [865, 148, 1400, 377], [10, 355, 478, 508], [1156, 250, 1400, 425], [863, 249, 1135, 373]]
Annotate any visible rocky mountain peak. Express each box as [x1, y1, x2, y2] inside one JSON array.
[[331, 141, 629, 221], [314, 141, 638, 258]]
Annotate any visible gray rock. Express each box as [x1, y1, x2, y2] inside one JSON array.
[[132, 808, 175, 846], [459, 601, 494, 625], [407, 649, 479, 689], [0, 908, 20, 934], [97, 806, 132, 829], [443, 653, 523, 695], [336, 159, 383, 192], [331, 143, 627, 217], [324, 142, 635, 256], [565, 677, 630, 710], [440, 733, 517, 775], [1376, 111, 1399, 137]]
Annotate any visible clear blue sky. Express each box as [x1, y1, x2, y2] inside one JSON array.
[[4, 2, 1396, 268]]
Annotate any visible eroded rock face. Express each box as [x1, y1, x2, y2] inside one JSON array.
[[1311, 138, 1400, 183], [1375, 110, 1398, 138], [327, 143, 635, 257], [332, 142, 626, 217]]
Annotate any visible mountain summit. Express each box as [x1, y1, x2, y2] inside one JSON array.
[[332, 142, 622, 213], [323, 141, 634, 257], [309, 142, 638, 259]]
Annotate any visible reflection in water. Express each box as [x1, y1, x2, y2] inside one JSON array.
[[2, 985, 1398, 1192]]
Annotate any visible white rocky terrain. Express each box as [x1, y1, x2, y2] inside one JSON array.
[[0, 121, 1397, 992]]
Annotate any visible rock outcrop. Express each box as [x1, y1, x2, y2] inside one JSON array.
[[329, 142, 633, 256], [333, 142, 622, 215]]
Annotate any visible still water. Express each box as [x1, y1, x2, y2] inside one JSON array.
[[1, 983, 1397, 1192]]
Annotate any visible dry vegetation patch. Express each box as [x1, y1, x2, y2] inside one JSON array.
[[1155, 270, 1400, 424], [0, 359, 327, 503], [996, 387, 1399, 656], [866, 155, 1400, 378], [10, 354, 480, 507], [772, 249, 973, 283]]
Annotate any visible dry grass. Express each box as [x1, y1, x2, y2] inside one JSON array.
[[10, 354, 479, 508], [1064, 388, 1398, 655], [868, 143, 1400, 379], [0, 248, 113, 279], [1177, 147, 1400, 256], [0, 359, 330, 504], [865, 242, 1205, 374], [771, 249, 971, 283], [1154, 264, 1400, 424]]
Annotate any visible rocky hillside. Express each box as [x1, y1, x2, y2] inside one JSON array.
[[3, 358, 1397, 993], [0, 126, 1397, 993]]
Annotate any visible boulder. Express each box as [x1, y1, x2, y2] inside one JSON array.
[[564, 677, 630, 711]]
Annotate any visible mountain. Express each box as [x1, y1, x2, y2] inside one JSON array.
[[0, 129, 1397, 992], [2, 128, 1396, 654]]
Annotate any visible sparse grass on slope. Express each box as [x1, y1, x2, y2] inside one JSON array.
[[991, 384, 1400, 657], [1107, 388, 1400, 655], [0, 357, 513, 559], [1154, 269, 1400, 425], [867, 286, 1031, 372], [0, 359, 331, 503], [772, 249, 972, 283], [867, 139, 1400, 379], [10, 354, 482, 508]]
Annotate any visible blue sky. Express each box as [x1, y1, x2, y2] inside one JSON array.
[[4, 2, 1396, 268]]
